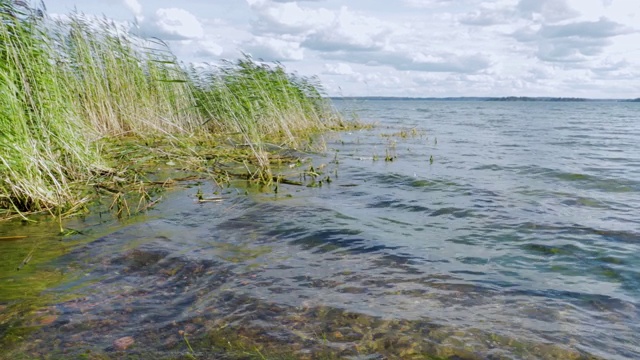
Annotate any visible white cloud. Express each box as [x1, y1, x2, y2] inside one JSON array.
[[247, 2, 393, 53], [246, 1, 490, 74], [459, 9, 510, 26], [405, 0, 483, 9], [45, 0, 640, 97], [592, 57, 630, 73], [517, 0, 579, 22], [324, 63, 355, 76], [539, 17, 633, 38], [244, 36, 304, 61], [195, 40, 224, 57], [248, 0, 334, 35], [321, 49, 491, 74], [321, 63, 371, 85], [513, 17, 634, 62], [137, 8, 204, 40], [122, 0, 142, 17], [536, 38, 609, 62], [302, 7, 392, 52], [271, 0, 325, 2]]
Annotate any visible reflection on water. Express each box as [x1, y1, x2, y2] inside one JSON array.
[[2, 100, 640, 359]]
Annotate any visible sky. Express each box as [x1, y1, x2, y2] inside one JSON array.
[[46, 0, 640, 98]]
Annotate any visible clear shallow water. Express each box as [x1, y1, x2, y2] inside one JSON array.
[[2, 100, 639, 359]]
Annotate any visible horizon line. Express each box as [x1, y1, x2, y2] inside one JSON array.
[[329, 96, 640, 101]]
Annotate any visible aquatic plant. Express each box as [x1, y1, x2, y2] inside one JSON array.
[[191, 56, 342, 145], [189, 56, 346, 180], [0, 1, 349, 217], [55, 14, 199, 136], [0, 1, 101, 214]]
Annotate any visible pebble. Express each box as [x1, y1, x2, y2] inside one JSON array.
[[38, 315, 58, 326], [113, 336, 135, 351]]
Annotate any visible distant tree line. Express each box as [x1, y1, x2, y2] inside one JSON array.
[[489, 97, 588, 102], [332, 96, 638, 102]]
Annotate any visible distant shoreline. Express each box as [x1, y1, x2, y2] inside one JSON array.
[[332, 96, 640, 102]]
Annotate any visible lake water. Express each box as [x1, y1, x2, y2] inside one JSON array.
[[2, 100, 639, 359]]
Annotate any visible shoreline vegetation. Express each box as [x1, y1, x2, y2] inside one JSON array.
[[0, 1, 356, 221]]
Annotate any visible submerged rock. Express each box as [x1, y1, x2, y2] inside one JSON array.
[[113, 336, 135, 350]]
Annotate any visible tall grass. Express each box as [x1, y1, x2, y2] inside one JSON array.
[[0, 2, 99, 213], [55, 14, 199, 136], [192, 57, 343, 147], [190, 56, 345, 179], [0, 1, 346, 216]]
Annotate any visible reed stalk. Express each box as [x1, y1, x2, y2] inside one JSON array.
[[0, 1, 348, 217]]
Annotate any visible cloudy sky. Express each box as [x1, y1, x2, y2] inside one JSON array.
[[47, 0, 640, 98]]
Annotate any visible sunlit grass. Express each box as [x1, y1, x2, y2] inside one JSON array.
[[189, 56, 348, 181], [0, 3, 101, 214], [191, 56, 345, 148], [0, 2, 351, 217]]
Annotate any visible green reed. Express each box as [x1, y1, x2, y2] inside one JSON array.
[[55, 14, 199, 136], [0, 2, 100, 214], [189, 56, 346, 180], [0, 2, 348, 216], [192, 56, 342, 145]]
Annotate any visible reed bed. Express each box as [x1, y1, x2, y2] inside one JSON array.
[[191, 57, 345, 148], [0, 1, 348, 217]]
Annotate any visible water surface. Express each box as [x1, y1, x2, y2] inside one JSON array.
[[1, 100, 639, 359]]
